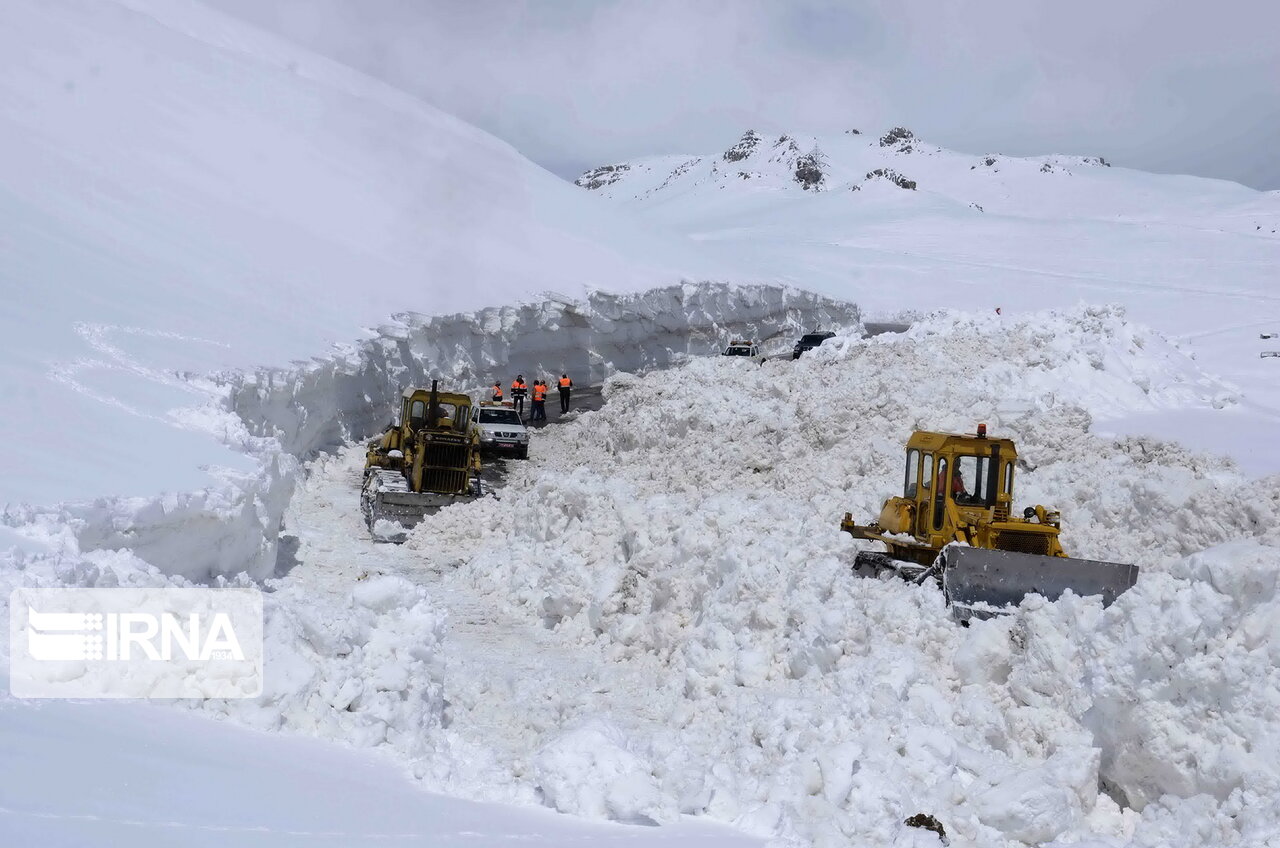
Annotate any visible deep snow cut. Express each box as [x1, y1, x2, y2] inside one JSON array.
[[5, 302, 1279, 847], [212, 304, 1276, 848], [4, 283, 859, 584], [231, 283, 861, 460]]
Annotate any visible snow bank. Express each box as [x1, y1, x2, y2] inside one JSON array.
[[399, 305, 1280, 847], [4, 282, 857, 586], [229, 283, 861, 459]]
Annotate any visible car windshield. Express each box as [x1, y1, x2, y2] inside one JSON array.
[[724, 346, 751, 356], [479, 409, 522, 425]]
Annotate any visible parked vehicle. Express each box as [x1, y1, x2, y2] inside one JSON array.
[[792, 331, 835, 359]]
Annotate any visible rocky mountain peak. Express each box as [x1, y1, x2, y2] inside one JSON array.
[[723, 130, 763, 162]]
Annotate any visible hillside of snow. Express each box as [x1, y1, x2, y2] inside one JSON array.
[[576, 129, 1280, 476], [0, 0, 745, 508]]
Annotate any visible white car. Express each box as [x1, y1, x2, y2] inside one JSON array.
[[722, 339, 763, 361], [472, 402, 530, 459]]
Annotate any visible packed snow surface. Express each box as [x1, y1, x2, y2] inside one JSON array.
[[9, 307, 1279, 847]]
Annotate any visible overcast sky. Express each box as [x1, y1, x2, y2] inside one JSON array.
[[207, 0, 1280, 190]]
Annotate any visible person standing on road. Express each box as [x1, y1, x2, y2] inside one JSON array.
[[557, 373, 573, 414], [531, 380, 547, 421], [510, 375, 528, 416], [491, 382, 503, 402]]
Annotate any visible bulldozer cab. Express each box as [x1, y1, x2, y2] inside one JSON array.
[[901, 428, 1017, 544], [402, 387, 471, 436]]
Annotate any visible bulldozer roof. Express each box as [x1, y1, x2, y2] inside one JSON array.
[[907, 429, 1018, 455], [402, 386, 472, 405]]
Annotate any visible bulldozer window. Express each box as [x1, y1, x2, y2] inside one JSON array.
[[955, 455, 992, 505], [1004, 462, 1013, 496], [431, 402, 461, 429], [409, 400, 427, 428], [904, 449, 920, 497]]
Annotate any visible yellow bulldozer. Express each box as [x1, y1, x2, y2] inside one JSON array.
[[841, 425, 1138, 618], [362, 381, 483, 538]]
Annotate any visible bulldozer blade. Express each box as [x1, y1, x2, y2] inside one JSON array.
[[942, 546, 1138, 616]]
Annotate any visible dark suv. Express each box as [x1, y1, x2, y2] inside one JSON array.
[[792, 331, 835, 359]]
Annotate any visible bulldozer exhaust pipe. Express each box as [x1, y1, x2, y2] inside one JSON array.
[[428, 379, 440, 429]]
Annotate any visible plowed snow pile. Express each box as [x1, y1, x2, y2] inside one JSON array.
[[392, 306, 1279, 847], [6, 305, 1278, 847]]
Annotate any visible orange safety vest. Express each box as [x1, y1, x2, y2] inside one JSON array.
[[558, 377, 571, 388], [511, 380, 526, 392], [938, 469, 963, 495], [533, 384, 547, 401], [492, 386, 503, 399]]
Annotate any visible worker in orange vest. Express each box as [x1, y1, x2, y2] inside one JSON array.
[[491, 382, 503, 402], [557, 373, 573, 413], [531, 380, 548, 421], [938, 465, 967, 499], [510, 375, 528, 415]]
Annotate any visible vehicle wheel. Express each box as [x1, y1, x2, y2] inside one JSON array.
[[517, 447, 529, 460]]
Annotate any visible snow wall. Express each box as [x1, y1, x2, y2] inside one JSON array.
[[4, 282, 858, 584], [229, 282, 862, 460]]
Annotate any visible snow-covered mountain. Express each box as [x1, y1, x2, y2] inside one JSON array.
[[576, 127, 1280, 475], [575, 126, 1274, 224]]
